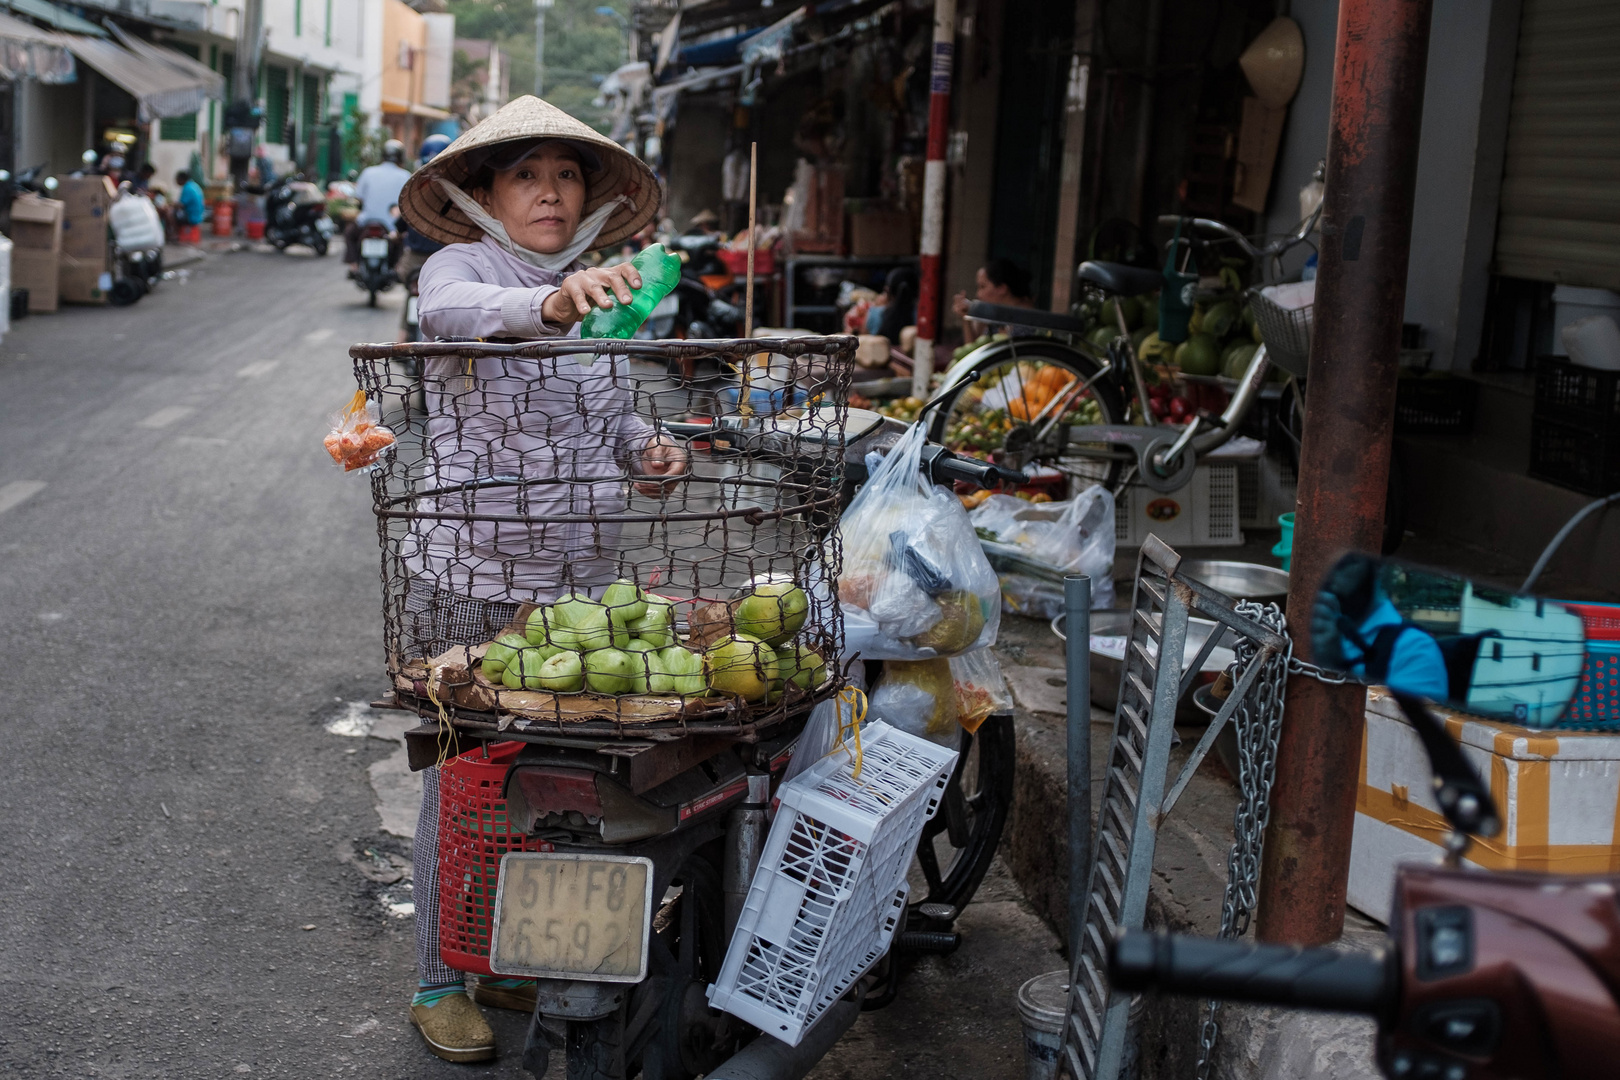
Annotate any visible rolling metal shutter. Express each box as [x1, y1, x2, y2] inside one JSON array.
[[1494, 0, 1620, 290]]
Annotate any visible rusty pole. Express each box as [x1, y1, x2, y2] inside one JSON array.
[[1257, 0, 1434, 946]]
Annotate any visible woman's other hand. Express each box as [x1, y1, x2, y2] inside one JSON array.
[[635, 435, 688, 498], [541, 263, 644, 328], [951, 289, 970, 317]]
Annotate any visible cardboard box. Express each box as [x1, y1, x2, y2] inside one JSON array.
[[1348, 687, 1620, 923], [848, 206, 914, 257], [59, 252, 109, 305], [56, 175, 114, 260], [12, 246, 58, 312], [9, 194, 63, 253]]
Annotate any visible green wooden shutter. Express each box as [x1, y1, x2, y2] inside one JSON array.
[[159, 42, 202, 141], [265, 65, 290, 143], [302, 74, 320, 130]]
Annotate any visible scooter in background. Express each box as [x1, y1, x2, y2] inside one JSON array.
[[108, 185, 165, 306], [352, 222, 398, 307], [263, 173, 334, 255]]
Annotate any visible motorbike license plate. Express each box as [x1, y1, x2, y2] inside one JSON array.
[[488, 853, 654, 982], [360, 237, 389, 258]]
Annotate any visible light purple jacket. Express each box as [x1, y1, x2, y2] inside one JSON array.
[[412, 237, 651, 602]]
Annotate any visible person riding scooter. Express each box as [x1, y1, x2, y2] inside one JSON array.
[[345, 139, 410, 275], [392, 95, 682, 1064]]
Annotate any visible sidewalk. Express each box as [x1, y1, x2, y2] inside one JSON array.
[[990, 611, 1382, 1079]]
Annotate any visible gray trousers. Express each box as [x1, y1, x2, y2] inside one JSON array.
[[404, 582, 521, 985]]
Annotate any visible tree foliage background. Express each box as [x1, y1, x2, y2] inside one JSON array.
[[447, 0, 631, 133]]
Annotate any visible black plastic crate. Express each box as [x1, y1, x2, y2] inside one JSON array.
[[1529, 414, 1620, 496], [1534, 355, 1620, 425], [1394, 374, 1478, 434]]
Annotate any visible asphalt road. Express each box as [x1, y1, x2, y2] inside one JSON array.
[[0, 251, 1063, 1079]]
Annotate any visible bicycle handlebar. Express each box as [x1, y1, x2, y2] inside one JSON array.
[[1108, 931, 1396, 1020], [918, 444, 1027, 490]]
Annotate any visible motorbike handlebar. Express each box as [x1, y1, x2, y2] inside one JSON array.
[[1108, 931, 1396, 1021], [918, 444, 1026, 491]]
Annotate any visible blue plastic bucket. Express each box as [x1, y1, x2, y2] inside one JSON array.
[[1271, 512, 1295, 571]]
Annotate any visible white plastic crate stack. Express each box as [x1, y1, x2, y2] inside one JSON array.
[[707, 721, 958, 1045]]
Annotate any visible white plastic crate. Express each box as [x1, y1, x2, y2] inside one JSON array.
[[707, 722, 958, 1045]]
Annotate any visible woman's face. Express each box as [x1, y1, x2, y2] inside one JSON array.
[[975, 267, 1014, 304], [475, 142, 588, 254]]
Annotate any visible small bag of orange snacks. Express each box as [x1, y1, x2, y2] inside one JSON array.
[[323, 389, 396, 472]]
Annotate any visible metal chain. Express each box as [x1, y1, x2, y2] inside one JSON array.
[[1286, 655, 1351, 685], [1194, 601, 1291, 1080]]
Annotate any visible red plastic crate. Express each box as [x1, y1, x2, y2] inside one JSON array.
[[1567, 602, 1620, 642], [438, 741, 551, 976]]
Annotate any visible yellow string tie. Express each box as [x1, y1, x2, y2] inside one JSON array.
[[833, 685, 868, 780], [426, 664, 454, 769]]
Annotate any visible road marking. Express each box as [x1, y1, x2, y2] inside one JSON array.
[[237, 360, 279, 378], [304, 328, 334, 344], [0, 480, 45, 515], [137, 406, 195, 429]]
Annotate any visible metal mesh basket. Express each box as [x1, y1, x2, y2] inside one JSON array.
[[349, 335, 859, 737], [1246, 287, 1313, 378]]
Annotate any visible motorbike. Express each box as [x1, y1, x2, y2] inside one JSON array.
[[1107, 552, 1612, 1080], [107, 185, 166, 307], [263, 173, 334, 255], [667, 233, 746, 340], [382, 401, 1024, 1080], [352, 221, 398, 307], [0, 163, 60, 197]]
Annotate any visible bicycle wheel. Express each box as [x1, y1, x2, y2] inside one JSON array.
[[927, 341, 1127, 491], [910, 713, 1016, 911]]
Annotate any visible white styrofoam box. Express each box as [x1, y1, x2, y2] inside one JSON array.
[[1551, 285, 1620, 357], [708, 722, 957, 1045], [1116, 461, 1245, 549], [1349, 687, 1620, 924]]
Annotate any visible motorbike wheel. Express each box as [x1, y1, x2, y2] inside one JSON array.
[[108, 278, 143, 307], [312, 237, 329, 257], [926, 340, 1127, 492], [566, 1012, 627, 1080], [911, 713, 1016, 912], [367, 288, 378, 308]]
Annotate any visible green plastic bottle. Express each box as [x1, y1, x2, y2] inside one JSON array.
[[580, 243, 683, 339]]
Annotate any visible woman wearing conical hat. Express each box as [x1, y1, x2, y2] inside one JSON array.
[[393, 96, 685, 1064]]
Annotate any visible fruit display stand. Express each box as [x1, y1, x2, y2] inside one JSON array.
[[350, 335, 858, 748]]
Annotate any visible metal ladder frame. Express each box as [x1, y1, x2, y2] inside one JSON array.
[[1059, 536, 1292, 1080]]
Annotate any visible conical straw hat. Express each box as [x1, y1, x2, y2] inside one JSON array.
[[1240, 17, 1305, 108], [398, 95, 660, 249]]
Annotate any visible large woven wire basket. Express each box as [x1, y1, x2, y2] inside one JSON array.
[[349, 335, 858, 738]]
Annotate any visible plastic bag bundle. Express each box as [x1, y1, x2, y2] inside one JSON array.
[[970, 487, 1116, 615], [868, 658, 958, 740], [948, 648, 1012, 733], [323, 389, 396, 472], [837, 424, 1001, 660]]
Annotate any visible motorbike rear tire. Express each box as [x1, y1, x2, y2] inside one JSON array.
[[312, 237, 329, 257], [109, 278, 143, 306], [566, 1011, 626, 1080], [912, 713, 1016, 912], [367, 288, 378, 308]]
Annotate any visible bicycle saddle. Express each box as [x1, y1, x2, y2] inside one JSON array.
[[1077, 261, 1163, 297], [967, 301, 1089, 335]]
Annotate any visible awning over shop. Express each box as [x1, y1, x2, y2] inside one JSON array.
[[0, 11, 73, 82], [108, 23, 225, 102], [3, 0, 104, 37], [63, 33, 221, 122], [381, 98, 453, 120]]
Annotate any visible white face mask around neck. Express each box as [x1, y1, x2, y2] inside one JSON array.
[[433, 178, 629, 272]]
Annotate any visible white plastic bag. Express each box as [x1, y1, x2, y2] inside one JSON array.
[[837, 424, 1001, 660], [969, 486, 1116, 611]]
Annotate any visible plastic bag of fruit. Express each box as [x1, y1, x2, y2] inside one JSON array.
[[969, 487, 1116, 610], [837, 423, 1000, 660], [949, 647, 1012, 733], [323, 389, 396, 472]]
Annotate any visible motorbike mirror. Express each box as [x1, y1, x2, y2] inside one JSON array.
[[0, 170, 10, 183], [43, 176, 58, 192], [1311, 552, 1586, 726], [81, 149, 98, 166]]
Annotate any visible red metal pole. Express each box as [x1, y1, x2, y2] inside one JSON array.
[[1257, 0, 1434, 947], [911, 0, 956, 399]]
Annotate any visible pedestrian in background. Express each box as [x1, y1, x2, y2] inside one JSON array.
[[176, 170, 206, 243]]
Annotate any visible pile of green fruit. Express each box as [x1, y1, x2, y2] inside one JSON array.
[[1079, 287, 1266, 381], [478, 577, 829, 705]]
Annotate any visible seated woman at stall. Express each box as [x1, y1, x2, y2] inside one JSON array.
[[951, 257, 1035, 339], [864, 266, 920, 346], [393, 95, 687, 1065]]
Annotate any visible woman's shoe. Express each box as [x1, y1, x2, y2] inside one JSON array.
[[473, 976, 539, 1012], [409, 991, 497, 1063]]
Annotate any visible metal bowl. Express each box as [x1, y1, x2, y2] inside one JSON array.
[[1178, 560, 1290, 607]]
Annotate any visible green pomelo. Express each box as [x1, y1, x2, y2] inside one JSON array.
[[584, 648, 638, 695], [734, 581, 808, 647], [1174, 333, 1221, 376], [602, 578, 647, 626], [652, 646, 705, 696], [481, 633, 531, 681], [775, 643, 828, 691], [573, 605, 629, 651], [704, 634, 775, 701], [536, 651, 585, 693]]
